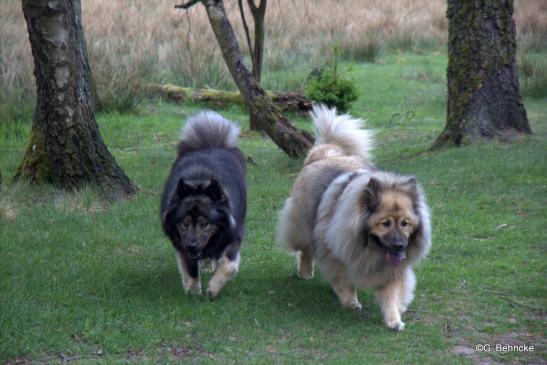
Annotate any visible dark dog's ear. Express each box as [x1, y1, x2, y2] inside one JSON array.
[[161, 206, 180, 244], [204, 179, 226, 202], [361, 177, 382, 211], [174, 178, 194, 201], [162, 178, 191, 236]]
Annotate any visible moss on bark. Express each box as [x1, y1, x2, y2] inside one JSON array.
[[14, 126, 50, 184], [433, 0, 531, 149]]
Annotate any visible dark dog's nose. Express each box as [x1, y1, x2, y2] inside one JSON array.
[[392, 243, 405, 252], [187, 240, 198, 250]]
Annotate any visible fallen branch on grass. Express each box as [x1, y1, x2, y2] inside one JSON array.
[[487, 290, 545, 313], [148, 84, 313, 113]]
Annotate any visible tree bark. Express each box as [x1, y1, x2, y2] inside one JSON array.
[[16, 0, 137, 200], [433, 0, 531, 148], [243, 0, 267, 131], [152, 84, 313, 112], [202, 0, 314, 158], [251, 1, 266, 81]]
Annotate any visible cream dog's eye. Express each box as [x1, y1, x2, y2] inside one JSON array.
[[382, 220, 391, 228]]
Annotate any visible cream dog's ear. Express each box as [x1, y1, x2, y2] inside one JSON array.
[[361, 176, 382, 211], [408, 184, 431, 259]]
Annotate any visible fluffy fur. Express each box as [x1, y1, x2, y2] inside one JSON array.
[[161, 111, 246, 298], [277, 105, 431, 330]]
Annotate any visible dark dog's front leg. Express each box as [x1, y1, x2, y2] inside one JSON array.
[[206, 243, 241, 298], [175, 251, 201, 294]]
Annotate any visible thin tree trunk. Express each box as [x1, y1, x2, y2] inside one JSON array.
[[249, 0, 266, 83], [16, 0, 137, 199], [202, 0, 314, 158], [433, 0, 531, 148], [246, 0, 266, 131]]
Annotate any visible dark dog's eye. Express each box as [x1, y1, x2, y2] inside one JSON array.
[[198, 221, 210, 230], [382, 220, 391, 228], [180, 217, 191, 229]]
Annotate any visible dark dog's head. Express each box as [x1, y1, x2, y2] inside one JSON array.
[[361, 175, 425, 267], [162, 178, 231, 260]]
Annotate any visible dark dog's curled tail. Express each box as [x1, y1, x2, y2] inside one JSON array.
[[178, 111, 241, 155]]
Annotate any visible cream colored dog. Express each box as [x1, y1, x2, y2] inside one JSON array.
[[277, 105, 431, 330]]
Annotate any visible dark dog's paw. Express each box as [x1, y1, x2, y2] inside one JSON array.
[[183, 281, 202, 296], [206, 288, 219, 299]]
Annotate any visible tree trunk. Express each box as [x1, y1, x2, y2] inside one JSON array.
[[249, 0, 266, 83], [433, 0, 531, 148], [247, 0, 266, 131], [202, 0, 314, 158], [16, 0, 137, 200]]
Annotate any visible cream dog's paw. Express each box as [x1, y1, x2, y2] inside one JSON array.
[[386, 319, 405, 331], [342, 299, 362, 311]]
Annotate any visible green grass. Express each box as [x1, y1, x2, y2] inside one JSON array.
[[1, 52, 546, 364]]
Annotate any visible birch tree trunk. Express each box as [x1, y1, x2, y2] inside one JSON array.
[[16, 0, 137, 199]]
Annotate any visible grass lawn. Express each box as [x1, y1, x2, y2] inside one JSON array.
[[1, 52, 546, 364]]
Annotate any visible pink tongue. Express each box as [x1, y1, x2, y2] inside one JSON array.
[[386, 251, 406, 267]]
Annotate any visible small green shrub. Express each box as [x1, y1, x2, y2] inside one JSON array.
[[305, 49, 358, 112]]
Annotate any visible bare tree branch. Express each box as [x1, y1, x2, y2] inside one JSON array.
[[175, 0, 201, 9], [238, 0, 256, 73], [247, 0, 266, 15], [258, 0, 267, 13], [201, 0, 313, 157], [247, 0, 258, 12]]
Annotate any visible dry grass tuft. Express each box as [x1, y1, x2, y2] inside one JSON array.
[[0, 200, 19, 221], [52, 190, 108, 214], [0, 0, 545, 113]]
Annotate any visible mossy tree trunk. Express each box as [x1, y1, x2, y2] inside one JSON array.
[[178, 0, 314, 157], [433, 0, 531, 148], [16, 0, 137, 199]]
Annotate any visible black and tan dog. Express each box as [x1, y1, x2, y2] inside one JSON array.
[[277, 105, 431, 330], [161, 111, 246, 298]]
